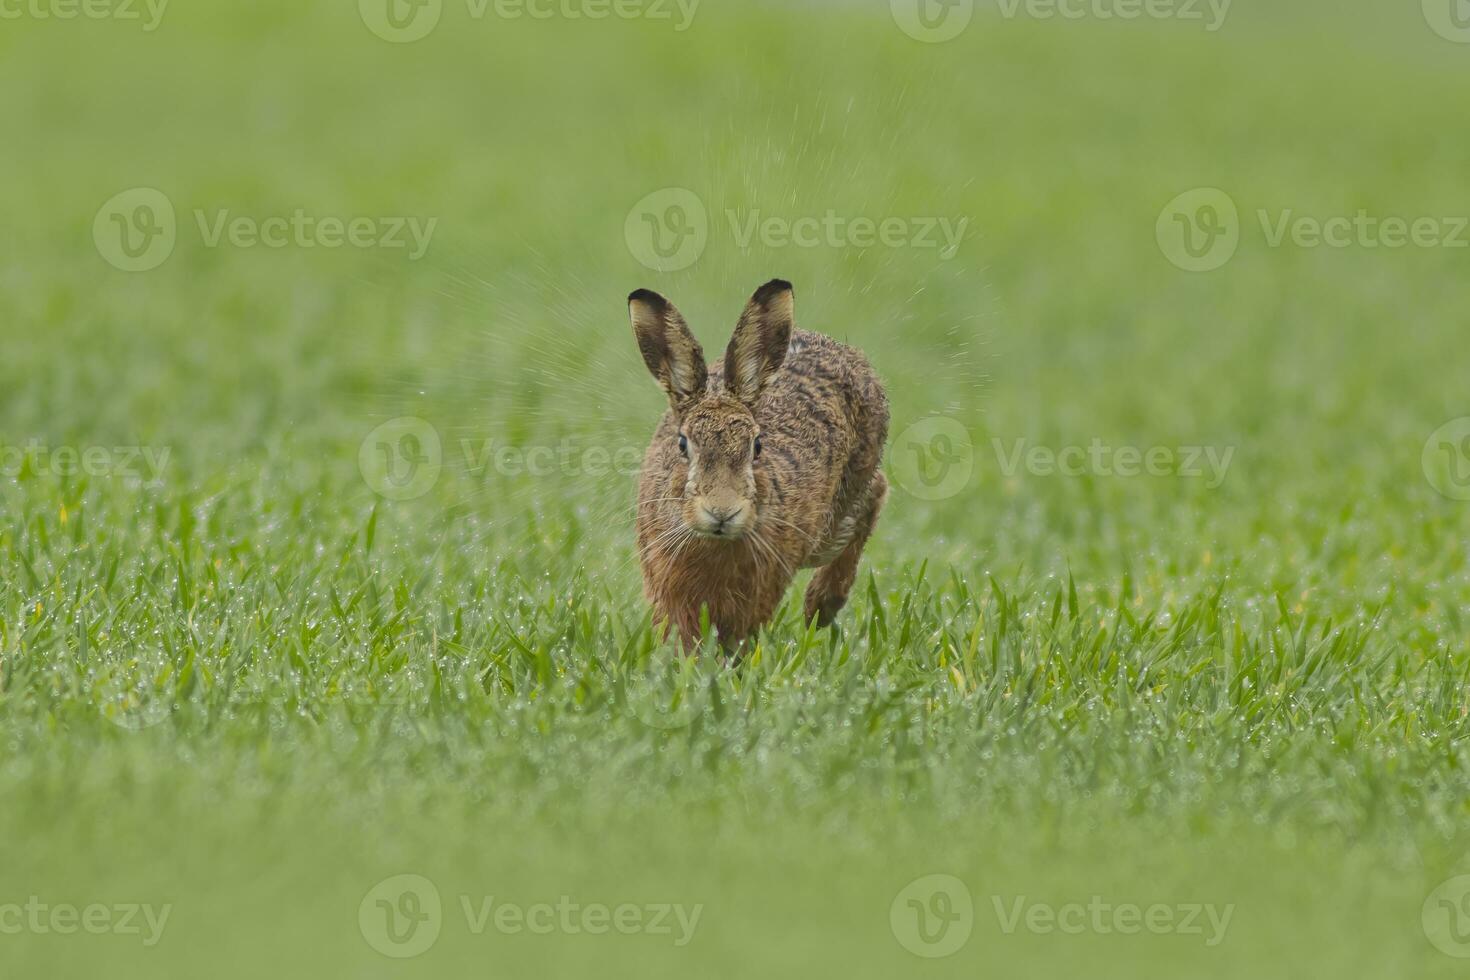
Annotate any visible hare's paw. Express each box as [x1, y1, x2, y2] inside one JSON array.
[[803, 580, 848, 629]]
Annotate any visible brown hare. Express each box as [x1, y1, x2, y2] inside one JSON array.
[[629, 279, 889, 649]]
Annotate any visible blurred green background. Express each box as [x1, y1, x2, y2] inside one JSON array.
[[2, 0, 1470, 976]]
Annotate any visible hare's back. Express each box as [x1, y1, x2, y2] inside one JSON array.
[[765, 329, 887, 434]]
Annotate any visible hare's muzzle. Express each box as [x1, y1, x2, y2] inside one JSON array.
[[692, 500, 751, 539]]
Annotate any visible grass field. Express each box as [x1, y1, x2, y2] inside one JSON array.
[[3, 0, 1470, 976]]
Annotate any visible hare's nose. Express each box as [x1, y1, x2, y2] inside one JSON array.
[[697, 504, 745, 536]]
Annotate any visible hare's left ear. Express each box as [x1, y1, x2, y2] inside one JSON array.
[[629, 289, 708, 414], [725, 279, 794, 406]]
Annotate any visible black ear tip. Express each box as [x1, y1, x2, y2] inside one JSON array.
[[628, 288, 668, 308], [756, 279, 794, 300]]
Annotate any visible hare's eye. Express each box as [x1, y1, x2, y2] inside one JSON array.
[[753, 436, 763, 459], [678, 434, 688, 457]]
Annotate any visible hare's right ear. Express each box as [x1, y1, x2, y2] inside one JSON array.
[[724, 279, 794, 406], [629, 289, 708, 414]]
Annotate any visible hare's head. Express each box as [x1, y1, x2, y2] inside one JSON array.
[[628, 280, 794, 540]]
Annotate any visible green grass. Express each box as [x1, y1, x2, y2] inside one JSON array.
[[3, 1, 1470, 976]]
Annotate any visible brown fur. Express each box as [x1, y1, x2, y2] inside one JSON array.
[[629, 280, 889, 649]]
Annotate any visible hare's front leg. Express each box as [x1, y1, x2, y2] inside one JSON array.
[[804, 471, 888, 628]]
